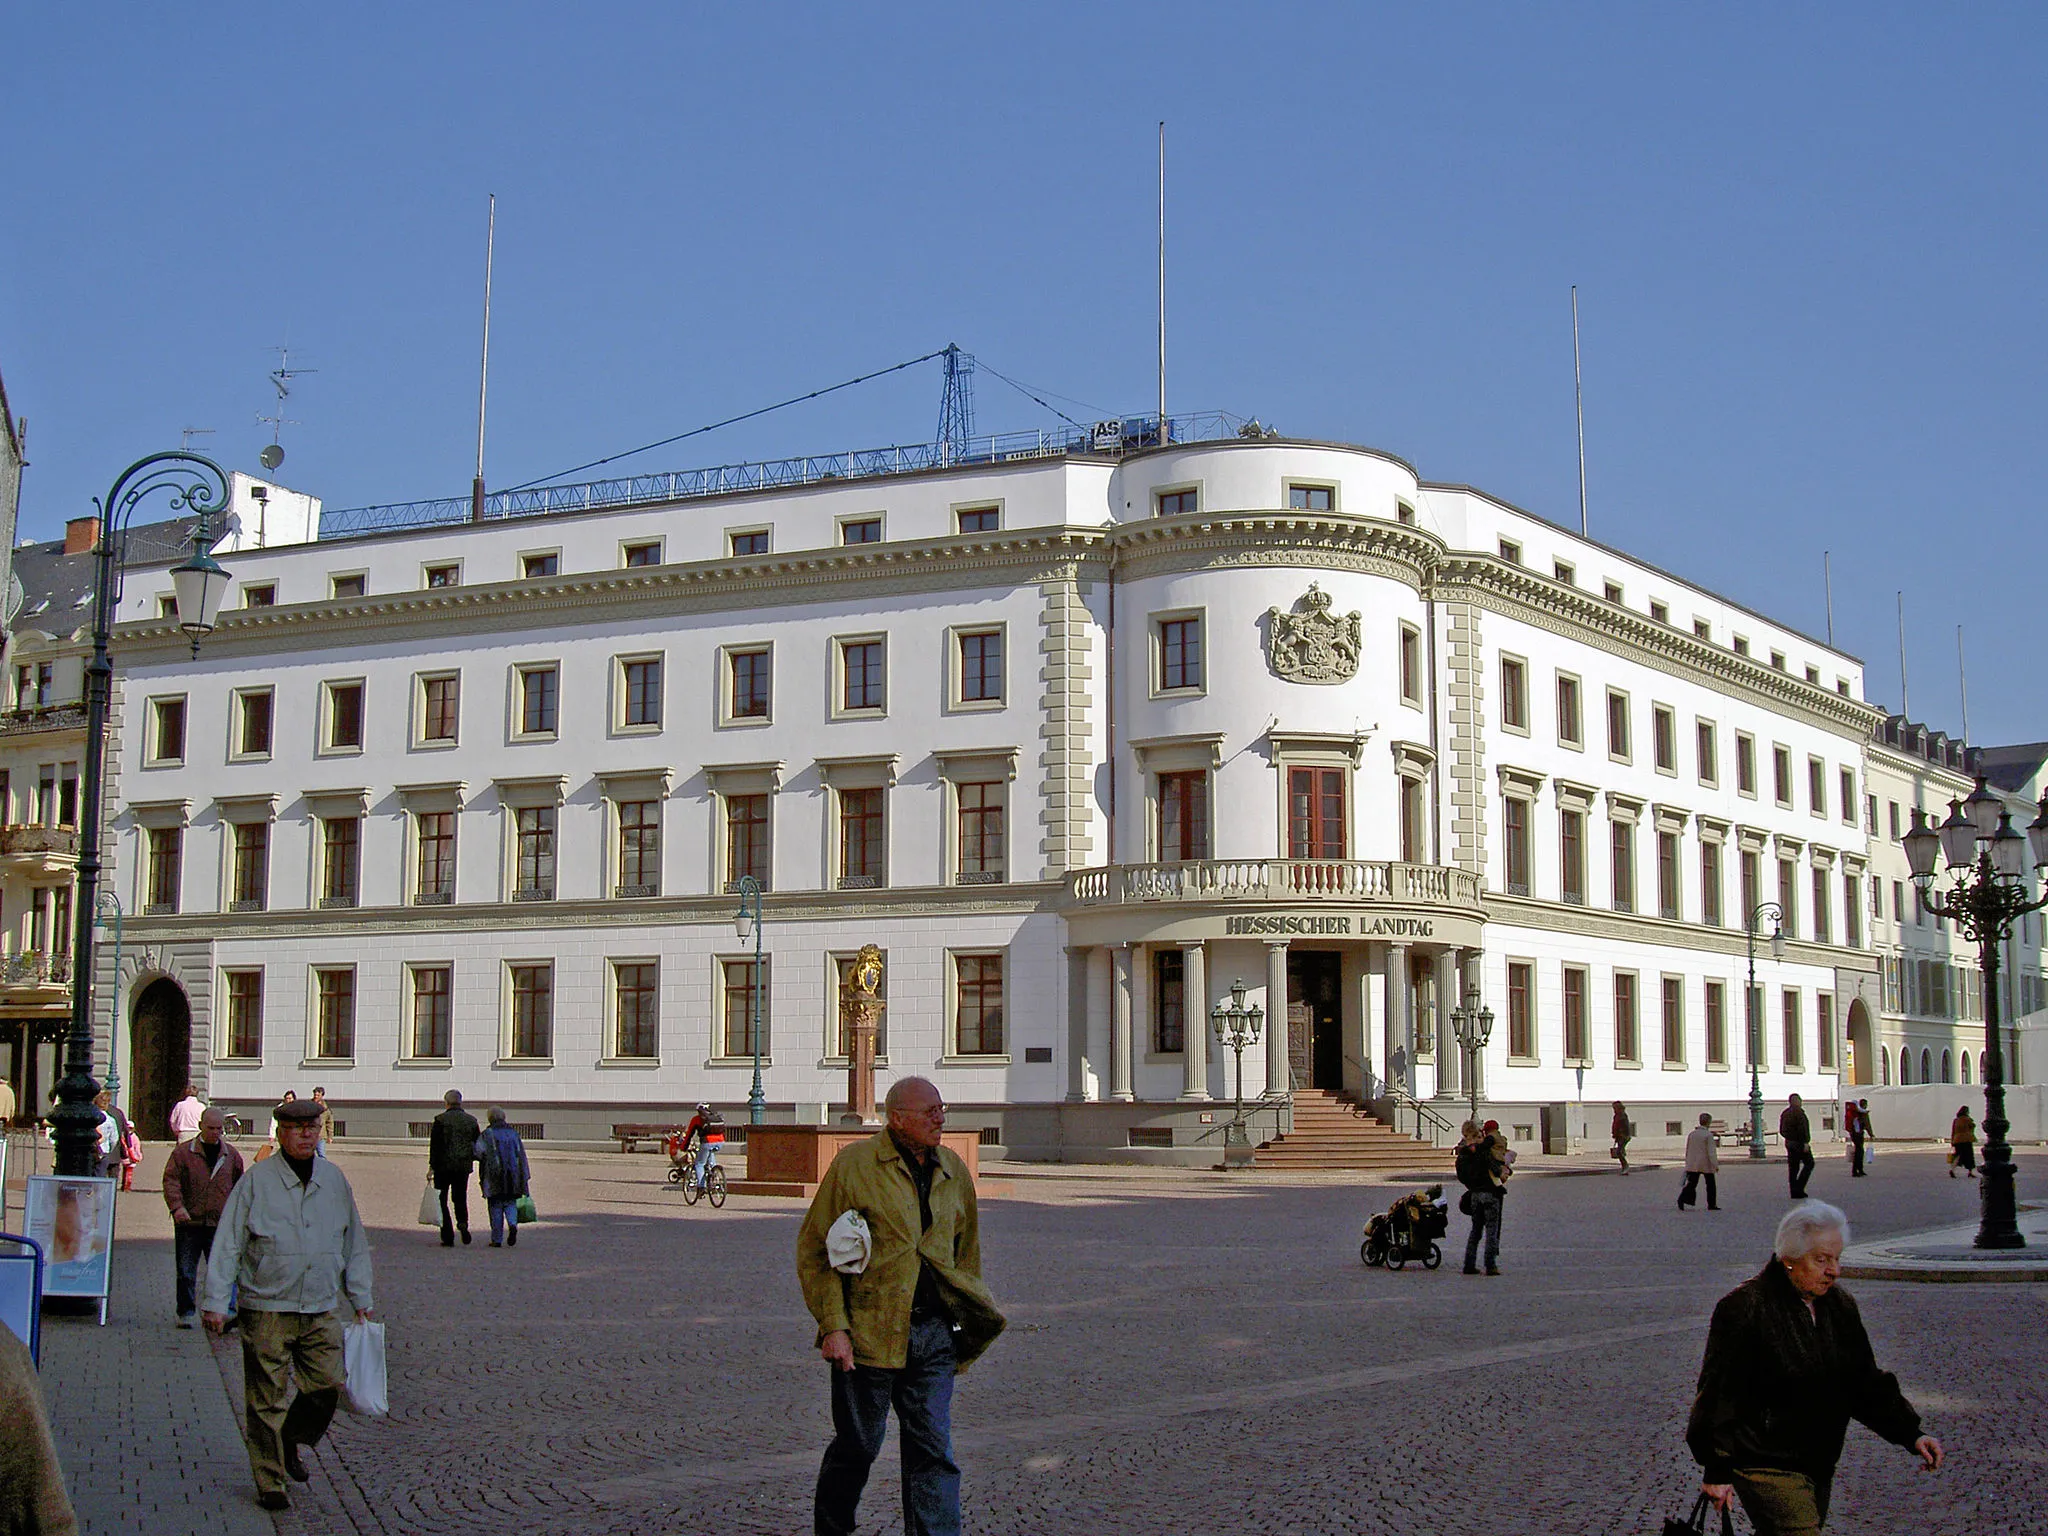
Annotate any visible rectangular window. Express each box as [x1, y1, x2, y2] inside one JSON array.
[[613, 962, 659, 1059], [315, 968, 356, 1060], [224, 970, 263, 1059], [146, 826, 182, 912], [622, 540, 662, 567], [1610, 820, 1635, 913], [519, 666, 558, 736], [956, 505, 1000, 533], [1649, 600, 1670, 624], [1812, 867, 1830, 944], [1778, 860, 1798, 937], [1843, 874, 1861, 949], [325, 681, 364, 751], [722, 958, 767, 1057], [1554, 560, 1576, 586], [1498, 538, 1522, 564], [616, 800, 661, 896], [1700, 840, 1723, 927], [230, 821, 269, 911], [1888, 801, 1902, 841], [1773, 746, 1793, 806], [420, 674, 459, 744], [956, 781, 1005, 882], [1563, 966, 1589, 1062], [409, 965, 451, 1059], [521, 552, 558, 579], [955, 953, 1005, 1055], [1503, 797, 1530, 895], [424, 563, 460, 589], [1556, 674, 1581, 746], [1704, 980, 1728, 1067], [1661, 977, 1685, 1064], [1153, 948, 1186, 1053], [330, 573, 366, 600], [1160, 617, 1203, 691], [1606, 690, 1630, 760], [1507, 962, 1535, 1058], [1614, 972, 1639, 1062], [1839, 768, 1856, 824], [725, 795, 770, 889], [1657, 830, 1680, 919], [511, 964, 553, 1058], [1560, 809, 1586, 905], [729, 529, 770, 557], [1288, 767, 1346, 859], [1157, 488, 1198, 516], [958, 630, 1003, 703], [415, 811, 455, 902], [840, 640, 885, 712], [1808, 757, 1826, 816], [1653, 706, 1676, 772], [1605, 580, 1624, 604], [839, 787, 885, 886], [158, 595, 178, 620], [1287, 484, 1334, 511], [516, 806, 556, 899], [1736, 733, 1757, 796], [320, 817, 360, 907], [1816, 992, 1835, 1070], [1500, 656, 1528, 731], [1740, 850, 1760, 923], [1782, 988, 1803, 1068], [1696, 721, 1717, 785], [1398, 624, 1422, 706], [623, 657, 663, 727], [840, 516, 882, 545], [237, 689, 274, 757], [1398, 776, 1427, 863], [1158, 772, 1209, 861]]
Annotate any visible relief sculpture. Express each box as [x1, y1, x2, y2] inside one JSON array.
[[1265, 583, 1363, 685]]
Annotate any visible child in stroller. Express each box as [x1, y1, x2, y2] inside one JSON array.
[[1360, 1183, 1450, 1270]]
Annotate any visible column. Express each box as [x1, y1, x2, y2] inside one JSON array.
[[1084, 946, 1112, 1102], [1179, 940, 1210, 1101], [1428, 949, 1457, 1101], [1110, 944, 1135, 1102], [1353, 947, 1379, 1097], [1065, 947, 1089, 1103], [1384, 943, 1412, 1095], [1264, 940, 1290, 1097]]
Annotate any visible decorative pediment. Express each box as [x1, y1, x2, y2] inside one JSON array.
[[1265, 583, 1362, 685]]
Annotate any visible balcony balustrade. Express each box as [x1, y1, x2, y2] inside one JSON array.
[[1065, 859, 1484, 909]]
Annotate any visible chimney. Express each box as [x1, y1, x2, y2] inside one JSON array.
[[63, 516, 100, 557]]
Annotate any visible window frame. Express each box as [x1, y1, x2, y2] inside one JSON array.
[[609, 958, 661, 1063], [405, 963, 454, 1062], [231, 686, 275, 762], [505, 960, 555, 1063], [1660, 976, 1686, 1066], [838, 513, 885, 546], [1398, 623, 1423, 708], [1155, 485, 1199, 517], [1285, 481, 1337, 512], [717, 954, 770, 1062], [1498, 653, 1529, 735], [412, 809, 457, 905], [721, 643, 774, 727], [1695, 718, 1718, 787], [1605, 688, 1632, 764], [422, 561, 462, 590], [320, 678, 366, 756], [1613, 970, 1640, 1065], [228, 818, 270, 912], [1506, 960, 1537, 1062], [953, 502, 1002, 534], [1562, 964, 1590, 1065], [414, 671, 461, 749], [1735, 732, 1757, 798], [513, 661, 560, 741], [726, 526, 771, 558], [329, 572, 366, 600], [835, 785, 888, 889], [620, 538, 664, 568], [145, 825, 183, 914], [832, 635, 888, 719], [948, 949, 1008, 1060], [1153, 610, 1206, 697], [319, 815, 361, 909], [1555, 672, 1582, 749], [519, 549, 561, 580], [615, 652, 665, 734], [221, 967, 264, 1060], [948, 624, 1007, 711], [1704, 979, 1729, 1068], [1652, 704, 1677, 775], [148, 694, 188, 767], [311, 965, 357, 1063]]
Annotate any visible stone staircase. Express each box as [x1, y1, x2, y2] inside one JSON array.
[[1254, 1088, 1454, 1171]]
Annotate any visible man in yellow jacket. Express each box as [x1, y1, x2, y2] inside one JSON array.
[[796, 1076, 1005, 1536]]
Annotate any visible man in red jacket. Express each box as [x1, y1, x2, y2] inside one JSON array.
[[161, 1108, 246, 1327]]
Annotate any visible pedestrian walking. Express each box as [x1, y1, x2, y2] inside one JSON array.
[[168, 1084, 206, 1144], [475, 1108, 530, 1248], [311, 1088, 334, 1155], [1948, 1106, 1977, 1178], [201, 1097, 374, 1513], [428, 1089, 482, 1246], [1779, 1093, 1815, 1198], [1688, 1202, 1943, 1533], [1847, 1097, 1873, 1176], [92, 1091, 133, 1186], [0, 1075, 15, 1127], [1455, 1118, 1507, 1274], [796, 1076, 1006, 1536], [0, 1322, 77, 1534], [1610, 1100, 1633, 1174], [162, 1108, 246, 1328], [268, 1089, 298, 1148], [1677, 1113, 1721, 1210]]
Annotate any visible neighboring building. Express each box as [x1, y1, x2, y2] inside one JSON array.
[[1979, 739, 2048, 1087], [0, 363, 23, 631], [78, 421, 1921, 1159]]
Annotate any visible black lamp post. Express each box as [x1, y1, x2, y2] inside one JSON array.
[[54, 452, 232, 1177], [731, 875, 767, 1125], [1905, 779, 2048, 1250], [1209, 979, 1263, 1169], [1449, 995, 1495, 1128], [1744, 901, 1786, 1162]]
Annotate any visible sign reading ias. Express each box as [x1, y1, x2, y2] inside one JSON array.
[[1223, 914, 1435, 938]]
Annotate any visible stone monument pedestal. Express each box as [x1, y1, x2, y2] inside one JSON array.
[[730, 1125, 983, 1199]]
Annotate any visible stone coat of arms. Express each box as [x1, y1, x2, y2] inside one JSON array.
[[1265, 583, 1362, 685]]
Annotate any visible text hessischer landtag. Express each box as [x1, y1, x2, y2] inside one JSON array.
[[1222, 914, 1434, 938]]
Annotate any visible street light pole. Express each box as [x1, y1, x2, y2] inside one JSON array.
[[1744, 901, 1786, 1162], [54, 452, 232, 1178], [1449, 996, 1495, 1128], [732, 875, 766, 1125], [1906, 782, 2048, 1249], [1209, 979, 1264, 1169]]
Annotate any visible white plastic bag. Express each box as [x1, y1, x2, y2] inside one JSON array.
[[825, 1209, 871, 1275], [342, 1319, 388, 1416]]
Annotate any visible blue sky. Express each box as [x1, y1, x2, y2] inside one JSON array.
[[3, 4, 2043, 743]]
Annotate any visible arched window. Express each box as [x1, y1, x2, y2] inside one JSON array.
[[1942, 1049, 1953, 1084], [1900, 1049, 1912, 1084], [1961, 1051, 1972, 1084], [1880, 1047, 1891, 1085], [1921, 1048, 1933, 1084]]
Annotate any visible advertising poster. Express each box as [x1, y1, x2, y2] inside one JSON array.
[[23, 1175, 117, 1303]]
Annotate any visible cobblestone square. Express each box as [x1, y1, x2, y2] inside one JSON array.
[[49, 1144, 2048, 1535]]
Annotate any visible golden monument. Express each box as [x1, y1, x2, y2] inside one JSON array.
[[840, 943, 886, 1124]]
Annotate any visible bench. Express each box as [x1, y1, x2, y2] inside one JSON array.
[[1707, 1119, 1780, 1148], [611, 1123, 677, 1153]]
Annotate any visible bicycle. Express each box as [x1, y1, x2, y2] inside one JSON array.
[[221, 1113, 253, 1143], [669, 1138, 728, 1208]]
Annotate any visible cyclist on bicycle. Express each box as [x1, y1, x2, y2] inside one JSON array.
[[680, 1103, 724, 1190]]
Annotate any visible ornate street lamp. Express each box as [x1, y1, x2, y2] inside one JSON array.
[[1906, 782, 2048, 1249], [731, 875, 767, 1125], [1449, 996, 1495, 1128], [1210, 978, 1264, 1169], [1744, 901, 1786, 1162], [54, 452, 232, 1176]]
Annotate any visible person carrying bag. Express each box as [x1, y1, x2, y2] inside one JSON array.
[[1662, 1490, 1734, 1536]]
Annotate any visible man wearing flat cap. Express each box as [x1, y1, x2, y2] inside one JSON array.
[[202, 1096, 374, 1511]]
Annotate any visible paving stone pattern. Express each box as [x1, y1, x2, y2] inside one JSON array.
[[35, 1143, 2048, 1535]]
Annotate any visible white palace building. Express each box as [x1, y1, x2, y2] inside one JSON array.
[[39, 418, 2042, 1161]]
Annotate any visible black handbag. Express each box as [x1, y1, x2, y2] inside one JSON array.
[[1661, 1492, 1734, 1536], [1457, 1190, 1473, 1215]]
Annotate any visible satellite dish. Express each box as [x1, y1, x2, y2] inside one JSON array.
[[259, 444, 284, 471]]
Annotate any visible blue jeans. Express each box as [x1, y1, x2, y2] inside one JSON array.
[[693, 1142, 715, 1187], [488, 1197, 520, 1244], [1463, 1191, 1503, 1271], [815, 1316, 959, 1536], [174, 1223, 216, 1317]]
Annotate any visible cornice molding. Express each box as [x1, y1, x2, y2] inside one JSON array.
[[1485, 891, 1870, 966], [1108, 511, 1437, 587]]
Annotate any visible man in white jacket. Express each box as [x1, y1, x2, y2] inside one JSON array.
[[201, 1098, 374, 1511], [1677, 1113, 1722, 1211]]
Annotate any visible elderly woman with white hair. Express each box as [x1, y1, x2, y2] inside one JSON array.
[[1686, 1201, 1943, 1533]]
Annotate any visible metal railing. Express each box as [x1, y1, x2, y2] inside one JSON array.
[[1, 952, 71, 987], [1065, 859, 1484, 908], [317, 412, 1249, 539], [1383, 1089, 1464, 1148], [0, 825, 80, 859], [0, 705, 87, 737]]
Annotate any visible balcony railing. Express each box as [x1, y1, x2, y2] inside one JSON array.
[[0, 704, 87, 737], [0, 825, 80, 859], [1, 952, 71, 987], [1065, 859, 1485, 908]]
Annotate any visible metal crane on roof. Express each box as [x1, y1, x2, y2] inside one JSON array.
[[936, 343, 975, 465]]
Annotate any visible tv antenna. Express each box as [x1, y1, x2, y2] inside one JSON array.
[[257, 345, 316, 469], [180, 426, 216, 450]]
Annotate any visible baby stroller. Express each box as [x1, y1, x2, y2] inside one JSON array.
[[1360, 1184, 1449, 1271]]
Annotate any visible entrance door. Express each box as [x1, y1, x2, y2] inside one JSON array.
[[129, 979, 192, 1141], [1845, 998, 1874, 1086], [1288, 951, 1345, 1090]]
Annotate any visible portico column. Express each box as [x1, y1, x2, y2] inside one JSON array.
[[1436, 947, 1464, 1102], [1179, 940, 1210, 1100], [1085, 946, 1112, 1102], [1110, 944, 1135, 1102], [1353, 948, 1379, 1097], [1384, 942, 1412, 1095], [1264, 940, 1291, 1097], [1065, 946, 1089, 1102]]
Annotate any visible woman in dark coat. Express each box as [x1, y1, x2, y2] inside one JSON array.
[[475, 1107, 531, 1249], [1688, 1201, 1943, 1532]]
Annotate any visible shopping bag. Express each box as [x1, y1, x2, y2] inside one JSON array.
[[514, 1194, 538, 1225], [826, 1209, 872, 1274], [418, 1182, 440, 1226], [1660, 1491, 1733, 1536], [341, 1319, 388, 1416]]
